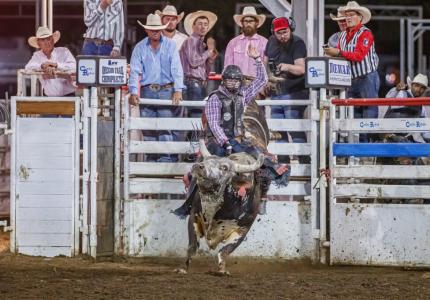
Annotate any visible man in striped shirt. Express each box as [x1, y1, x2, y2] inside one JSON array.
[[324, 1, 379, 121], [82, 0, 124, 57]]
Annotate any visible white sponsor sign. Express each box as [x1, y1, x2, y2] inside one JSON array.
[[98, 58, 127, 86], [328, 59, 352, 87], [77, 59, 97, 85], [306, 60, 326, 86]]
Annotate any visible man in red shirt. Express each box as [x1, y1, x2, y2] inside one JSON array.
[[324, 1, 379, 122]]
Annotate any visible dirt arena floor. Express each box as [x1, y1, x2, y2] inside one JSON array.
[[1, 232, 429, 299]]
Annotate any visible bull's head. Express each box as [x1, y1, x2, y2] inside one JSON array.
[[193, 140, 264, 228]]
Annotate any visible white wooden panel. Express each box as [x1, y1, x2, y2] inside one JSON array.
[[17, 169, 73, 182], [130, 141, 311, 155], [331, 204, 430, 267], [267, 119, 311, 131], [18, 195, 72, 208], [129, 178, 310, 196], [17, 157, 73, 169], [18, 118, 74, 143], [17, 233, 71, 247], [130, 162, 311, 177], [17, 207, 72, 221], [18, 246, 72, 257], [334, 184, 430, 199], [17, 220, 72, 234], [130, 117, 311, 132], [333, 118, 430, 132], [18, 143, 73, 158], [333, 165, 430, 179], [17, 181, 73, 195], [127, 200, 312, 258]]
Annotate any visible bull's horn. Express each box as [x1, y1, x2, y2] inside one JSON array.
[[199, 139, 211, 158], [233, 154, 264, 173]]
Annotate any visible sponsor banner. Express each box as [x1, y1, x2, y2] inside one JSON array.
[[328, 59, 351, 87], [98, 58, 127, 86]]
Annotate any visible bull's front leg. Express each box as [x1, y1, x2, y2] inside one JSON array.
[[175, 212, 203, 274], [215, 228, 249, 276]]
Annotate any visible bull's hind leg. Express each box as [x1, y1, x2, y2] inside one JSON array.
[[215, 228, 249, 276]]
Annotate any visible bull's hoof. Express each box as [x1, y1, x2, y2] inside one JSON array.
[[207, 270, 231, 277], [173, 268, 188, 274]]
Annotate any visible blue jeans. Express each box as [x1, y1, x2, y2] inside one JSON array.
[[349, 71, 380, 142], [348, 71, 380, 119], [139, 86, 180, 162], [184, 79, 206, 118], [81, 39, 113, 56], [271, 90, 309, 143]]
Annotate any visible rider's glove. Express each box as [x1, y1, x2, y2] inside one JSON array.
[[224, 141, 233, 156]]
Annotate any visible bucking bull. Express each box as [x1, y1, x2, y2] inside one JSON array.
[[175, 101, 290, 275]]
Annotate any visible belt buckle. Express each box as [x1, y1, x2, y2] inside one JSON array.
[[149, 84, 161, 92]]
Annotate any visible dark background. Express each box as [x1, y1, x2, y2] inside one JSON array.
[[0, 0, 429, 97]]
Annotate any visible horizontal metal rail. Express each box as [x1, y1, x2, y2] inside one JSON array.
[[332, 97, 430, 106]]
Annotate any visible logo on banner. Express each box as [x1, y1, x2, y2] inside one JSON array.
[[99, 58, 126, 85]]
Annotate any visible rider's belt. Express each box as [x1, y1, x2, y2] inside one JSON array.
[[143, 83, 174, 92], [85, 38, 114, 46]]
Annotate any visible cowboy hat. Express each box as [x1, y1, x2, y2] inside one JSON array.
[[28, 26, 61, 48], [137, 13, 168, 30], [183, 10, 217, 36], [155, 5, 184, 23], [340, 1, 371, 24], [407, 73, 428, 88], [233, 6, 266, 28], [330, 7, 346, 21]]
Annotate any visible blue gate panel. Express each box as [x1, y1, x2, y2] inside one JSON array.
[[333, 143, 430, 157]]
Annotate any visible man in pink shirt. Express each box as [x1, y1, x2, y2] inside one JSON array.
[[224, 6, 267, 81], [25, 27, 76, 96]]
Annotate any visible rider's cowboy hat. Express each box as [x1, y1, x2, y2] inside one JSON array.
[[233, 6, 266, 28], [137, 14, 168, 31], [340, 1, 371, 24], [28, 26, 61, 48], [407, 73, 429, 88], [155, 5, 184, 23], [183, 10, 217, 36]]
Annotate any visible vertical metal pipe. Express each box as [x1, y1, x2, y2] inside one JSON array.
[[400, 18, 405, 82], [114, 88, 121, 255], [82, 88, 90, 255], [407, 19, 414, 78], [309, 88, 319, 263], [318, 0, 325, 57], [319, 88, 328, 265], [10, 97, 17, 253], [90, 87, 98, 258], [35, 0, 40, 30], [73, 97, 81, 255], [307, 0, 315, 56], [41, 0, 47, 28], [48, 0, 53, 31], [123, 94, 131, 255]]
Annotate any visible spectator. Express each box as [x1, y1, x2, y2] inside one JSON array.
[[264, 17, 307, 144], [180, 10, 218, 117], [129, 14, 184, 163], [379, 73, 428, 119], [25, 26, 76, 96], [82, 0, 124, 57], [225, 6, 267, 82], [156, 5, 188, 50], [324, 1, 379, 121], [327, 8, 347, 48]]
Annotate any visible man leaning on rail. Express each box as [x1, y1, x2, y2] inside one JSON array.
[[25, 27, 76, 97], [128, 14, 184, 163]]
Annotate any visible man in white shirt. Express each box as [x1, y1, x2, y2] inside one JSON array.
[[25, 27, 76, 96], [155, 5, 188, 50]]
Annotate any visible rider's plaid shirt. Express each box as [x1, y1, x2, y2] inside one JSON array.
[[205, 59, 268, 145]]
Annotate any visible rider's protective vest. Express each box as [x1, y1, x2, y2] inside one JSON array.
[[385, 91, 422, 118], [207, 90, 245, 139]]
